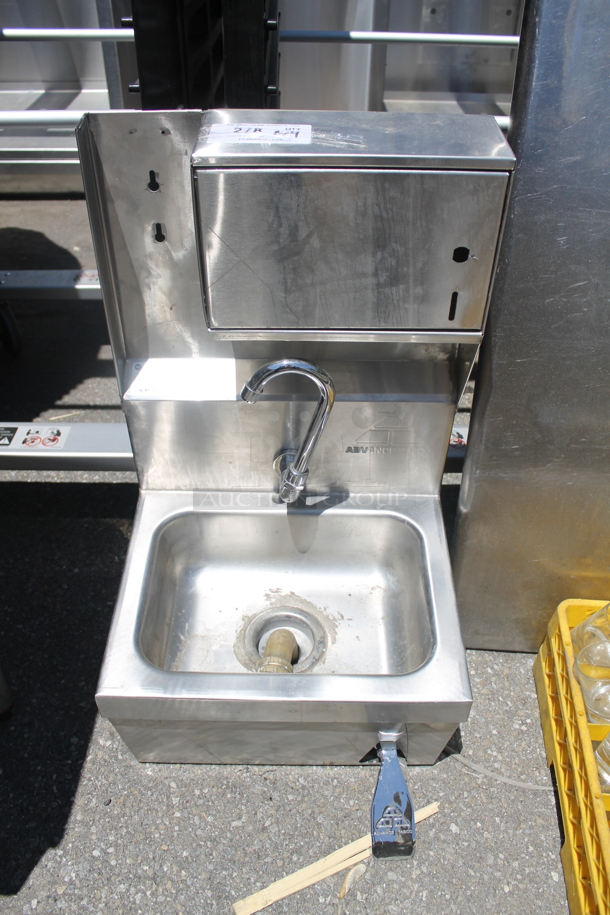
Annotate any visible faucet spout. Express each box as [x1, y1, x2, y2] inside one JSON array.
[[240, 359, 335, 503]]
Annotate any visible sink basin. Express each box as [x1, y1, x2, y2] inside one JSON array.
[[139, 507, 434, 677], [97, 491, 471, 765]]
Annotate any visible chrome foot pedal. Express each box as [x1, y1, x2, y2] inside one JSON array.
[[371, 727, 415, 858]]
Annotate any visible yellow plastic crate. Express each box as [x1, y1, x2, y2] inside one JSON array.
[[534, 600, 610, 915]]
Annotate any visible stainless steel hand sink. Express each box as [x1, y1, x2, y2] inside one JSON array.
[[140, 501, 434, 677], [77, 108, 514, 771], [97, 491, 471, 766]]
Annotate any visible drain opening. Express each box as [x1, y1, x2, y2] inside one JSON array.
[[236, 606, 327, 673]]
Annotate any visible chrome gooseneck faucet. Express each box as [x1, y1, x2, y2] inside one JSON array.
[[240, 359, 335, 503]]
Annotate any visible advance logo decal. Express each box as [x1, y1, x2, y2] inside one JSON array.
[[345, 411, 415, 455]]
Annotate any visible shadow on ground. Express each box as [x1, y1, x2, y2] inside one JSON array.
[[0, 227, 114, 420], [0, 483, 138, 895], [0, 227, 81, 271]]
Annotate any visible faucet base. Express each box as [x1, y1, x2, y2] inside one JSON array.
[[279, 466, 309, 503], [273, 450, 308, 504]]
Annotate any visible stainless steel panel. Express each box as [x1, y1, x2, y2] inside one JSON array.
[[76, 110, 221, 394], [0, 27, 133, 40], [125, 399, 455, 494], [278, 0, 390, 112], [0, 270, 101, 299], [77, 111, 492, 496], [452, 0, 610, 651], [280, 30, 519, 47], [214, 330, 483, 344], [111, 720, 458, 766], [0, 86, 108, 193], [385, 0, 523, 98], [192, 109, 515, 170], [122, 352, 458, 494], [195, 167, 509, 332], [0, 0, 106, 90]]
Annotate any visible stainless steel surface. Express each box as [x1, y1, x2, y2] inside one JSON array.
[[0, 0, 137, 190], [384, 95, 511, 132], [241, 360, 335, 503], [138, 501, 434, 677], [192, 109, 515, 169], [77, 110, 211, 390], [0, 0, 106, 91], [0, 417, 466, 475], [94, 0, 126, 109], [278, 0, 390, 112], [0, 27, 134, 40], [4, 23, 516, 48], [124, 397, 455, 494], [280, 29, 519, 46], [76, 110, 493, 496], [0, 269, 101, 300], [4, 25, 515, 48], [384, 0, 523, 105], [211, 330, 483, 344], [0, 109, 108, 126], [453, 0, 610, 651], [194, 110, 513, 338], [195, 168, 509, 333], [97, 490, 471, 765], [277, 0, 522, 114], [0, 423, 134, 472]]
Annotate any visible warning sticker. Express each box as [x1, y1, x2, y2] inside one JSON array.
[[9, 425, 71, 451], [0, 426, 18, 446]]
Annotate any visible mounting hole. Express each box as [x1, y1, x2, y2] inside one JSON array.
[[453, 246, 470, 263], [153, 223, 166, 243], [147, 170, 160, 192]]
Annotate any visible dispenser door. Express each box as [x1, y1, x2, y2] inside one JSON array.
[[194, 167, 509, 332]]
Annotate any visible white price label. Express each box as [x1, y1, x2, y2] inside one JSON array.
[[207, 123, 312, 144]]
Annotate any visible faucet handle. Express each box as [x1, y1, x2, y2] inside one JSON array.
[[371, 727, 416, 858]]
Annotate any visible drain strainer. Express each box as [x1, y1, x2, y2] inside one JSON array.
[[236, 606, 327, 673]]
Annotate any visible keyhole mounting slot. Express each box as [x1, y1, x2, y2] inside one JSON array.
[[153, 223, 166, 243], [147, 170, 160, 192]]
